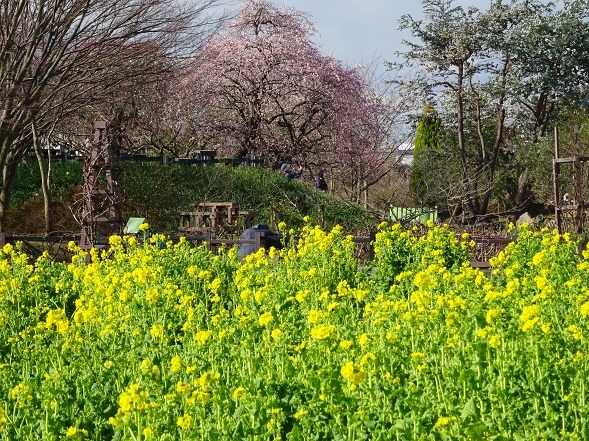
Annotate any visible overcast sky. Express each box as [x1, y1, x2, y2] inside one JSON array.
[[279, 0, 489, 75]]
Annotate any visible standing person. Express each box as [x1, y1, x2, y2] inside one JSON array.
[[315, 169, 328, 191]]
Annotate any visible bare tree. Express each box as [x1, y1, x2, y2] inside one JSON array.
[[0, 0, 233, 231], [326, 61, 416, 209]]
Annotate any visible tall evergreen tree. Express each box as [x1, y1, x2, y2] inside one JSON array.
[[411, 105, 442, 207]]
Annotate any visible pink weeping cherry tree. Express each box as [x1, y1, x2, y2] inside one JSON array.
[[184, 0, 387, 189]]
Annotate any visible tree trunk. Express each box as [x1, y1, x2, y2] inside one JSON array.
[[456, 62, 479, 217], [0, 133, 30, 232], [515, 170, 530, 211], [32, 120, 53, 234], [0, 162, 18, 233], [0, 189, 7, 233]]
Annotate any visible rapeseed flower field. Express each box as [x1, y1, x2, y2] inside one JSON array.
[[0, 221, 588, 439]]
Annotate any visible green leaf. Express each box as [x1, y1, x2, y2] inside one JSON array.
[[460, 397, 477, 421]]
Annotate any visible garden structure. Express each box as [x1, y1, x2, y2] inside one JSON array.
[[79, 121, 121, 250], [178, 202, 257, 237], [553, 125, 589, 234]]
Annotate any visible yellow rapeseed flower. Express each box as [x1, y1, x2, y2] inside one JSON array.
[[271, 328, 283, 341], [177, 414, 192, 429], [170, 356, 182, 373], [0, 407, 7, 427], [308, 310, 324, 324], [535, 275, 548, 290], [140, 360, 151, 371], [445, 311, 459, 326], [436, 417, 450, 426], [520, 305, 540, 323], [354, 289, 368, 302], [209, 277, 222, 294], [310, 325, 334, 340], [11, 383, 32, 407], [176, 381, 191, 396], [521, 318, 539, 333], [488, 335, 501, 348], [567, 325, 583, 341], [358, 333, 369, 348], [435, 416, 456, 427], [149, 324, 164, 340], [360, 352, 376, 366], [295, 290, 308, 303], [413, 272, 432, 289], [327, 302, 339, 312], [340, 361, 365, 384], [294, 409, 308, 419], [532, 251, 546, 266], [232, 386, 246, 400], [45, 309, 71, 336], [259, 312, 274, 327], [580, 301, 589, 317], [386, 332, 399, 343], [339, 340, 353, 350], [485, 308, 502, 324], [194, 330, 212, 345]]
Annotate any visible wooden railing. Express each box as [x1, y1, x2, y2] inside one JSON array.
[[24, 150, 265, 167], [0, 231, 510, 269]]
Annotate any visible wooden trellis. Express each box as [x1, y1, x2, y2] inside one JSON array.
[[179, 202, 256, 237], [553, 125, 588, 234], [79, 121, 121, 249]]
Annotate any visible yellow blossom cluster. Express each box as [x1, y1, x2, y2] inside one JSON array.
[[0, 223, 588, 439]]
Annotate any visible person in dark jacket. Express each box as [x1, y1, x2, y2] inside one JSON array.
[[238, 223, 283, 258], [315, 169, 328, 191]]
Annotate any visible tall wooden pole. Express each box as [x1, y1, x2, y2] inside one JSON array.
[[553, 127, 562, 233], [573, 125, 584, 233]]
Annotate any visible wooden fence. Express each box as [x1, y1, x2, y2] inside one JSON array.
[[0, 231, 509, 269], [26, 148, 264, 167]]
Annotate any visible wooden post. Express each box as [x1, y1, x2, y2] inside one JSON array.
[[368, 231, 376, 261], [270, 209, 276, 231], [255, 231, 262, 253], [205, 230, 213, 253], [573, 125, 584, 233], [553, 127, 562, 233]]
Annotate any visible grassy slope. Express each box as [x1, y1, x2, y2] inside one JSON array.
[[7, 161, 376, 234]]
